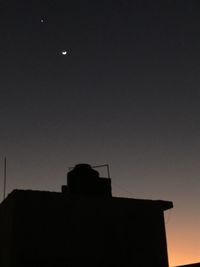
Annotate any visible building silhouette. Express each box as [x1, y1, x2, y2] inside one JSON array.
[[0, 164, 173, 267]]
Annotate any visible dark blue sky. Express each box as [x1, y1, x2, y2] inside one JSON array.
[[1, 1, 200, 265]]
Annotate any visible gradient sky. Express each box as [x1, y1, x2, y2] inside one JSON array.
[[1, 1, 200, 266]]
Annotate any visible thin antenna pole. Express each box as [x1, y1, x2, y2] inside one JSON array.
[[106, 164, 111, 179], [92, 164, 111, 178], [3, 157, 7, 200]]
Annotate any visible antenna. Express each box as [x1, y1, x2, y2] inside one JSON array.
[[3, 157, 7, 200], [92, 164, 111, 178], [68, 164, 111, 177]]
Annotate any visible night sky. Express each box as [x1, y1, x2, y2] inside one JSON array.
[[1, 1, 200, 266]]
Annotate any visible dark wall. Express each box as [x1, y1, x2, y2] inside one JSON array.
[[0, 196, 15, 267], [0, 190, 171, 267]]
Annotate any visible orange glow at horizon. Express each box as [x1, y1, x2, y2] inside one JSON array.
[[168, 241, 200, 267], [166, 210, 200, 267]]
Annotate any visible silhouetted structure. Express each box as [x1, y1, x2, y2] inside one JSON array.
[[0, 164, 173, 267], [64, 164, 112, 196]]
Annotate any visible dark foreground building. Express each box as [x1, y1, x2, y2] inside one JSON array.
[[0, 164, 173, 267]]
